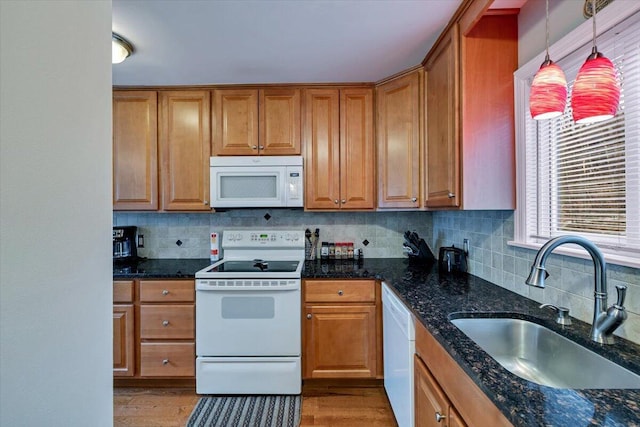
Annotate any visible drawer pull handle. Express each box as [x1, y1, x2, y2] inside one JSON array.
[[162, 359, 169, 365], [338, 290, 343, 296], [162, 289, 169, 296], [435, 412, 446, 422], [162, 320, 170, 327]]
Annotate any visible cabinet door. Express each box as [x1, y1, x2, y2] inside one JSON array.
[[425, 25, 460, 208], [159, 91, 211, 211], [340, 88, 375, 210], [376, 71, 421, 209], [259, 88, 301, 155], [113, 304, 135, 377], [414, 354, 450, 427], [303, 304, 376, 379], [449, 406, 467, 427], [303, 89, 341, 209], [112, 91, 158, 210], [211, 89, 259, 156]]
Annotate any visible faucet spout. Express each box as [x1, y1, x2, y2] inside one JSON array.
[[526, 236, 626, 344]]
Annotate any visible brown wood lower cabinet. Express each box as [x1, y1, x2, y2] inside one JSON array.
[[414, 321, 512, 427], [415, 354, 466, 427], [113, 281, 135, 377], [302, 279, 381, 379], [114, 279, 196, 383], [113, 304, 134, 377]]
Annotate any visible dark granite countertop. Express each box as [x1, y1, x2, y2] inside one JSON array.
[[113, 258, 212, 279], [114, 257, 640, 426], [304, 258, 640, 427]]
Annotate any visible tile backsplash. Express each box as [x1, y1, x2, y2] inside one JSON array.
[[113, 209, 433, 260], [432, 210, 640, 344], [113, 208, 639, 344]]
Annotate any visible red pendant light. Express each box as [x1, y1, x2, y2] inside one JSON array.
[[529, 0, 567, 120], [571, 0, 621, 124], [530, 58, 567, 120]]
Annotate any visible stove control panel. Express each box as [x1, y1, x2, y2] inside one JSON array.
[[221, 230, 305, 248]]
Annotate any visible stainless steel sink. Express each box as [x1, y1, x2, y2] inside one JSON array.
[[450, 317, 640, 389]]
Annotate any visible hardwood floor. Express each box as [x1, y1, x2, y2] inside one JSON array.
[[114, 384, 398, 427]]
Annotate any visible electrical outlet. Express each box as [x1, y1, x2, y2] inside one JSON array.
[[137, 234, 144, 248]]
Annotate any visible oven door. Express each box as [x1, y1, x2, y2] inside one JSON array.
[[195, 279, 301, 356]]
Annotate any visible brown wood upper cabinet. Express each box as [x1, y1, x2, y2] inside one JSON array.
[[304, 88, 375, 210], [424, 25, 460, 209], [212, 88, 301, 156], [376, 70, 422, 209], [423, 10, 518, 210], [113, 91, 158, 210], [159, 90, 211, 211]]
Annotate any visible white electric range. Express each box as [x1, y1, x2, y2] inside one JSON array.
[[194, 229, 305, 395]]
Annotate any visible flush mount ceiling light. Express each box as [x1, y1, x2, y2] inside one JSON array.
[[529, 0, 567, 120], [112, 32, 134, 64], [571, 0, 621, 124]]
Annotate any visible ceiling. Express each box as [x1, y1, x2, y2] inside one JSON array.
[[112, 0, 525, 87]]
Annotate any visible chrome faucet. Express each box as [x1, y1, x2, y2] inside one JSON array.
[[526, 235, 628, 344]]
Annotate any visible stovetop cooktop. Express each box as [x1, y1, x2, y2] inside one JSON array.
[[199, 259, 303, 275]]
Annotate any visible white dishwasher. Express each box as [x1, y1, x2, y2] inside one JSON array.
[[382, 282, 415, 427]]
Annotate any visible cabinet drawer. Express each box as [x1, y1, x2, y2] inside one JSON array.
[[140, 305, 194, 339], [140, 280, 194, 302], [305, 280, 375, 303], [113, 280, 134, 303], [140, 342, 195, 377]]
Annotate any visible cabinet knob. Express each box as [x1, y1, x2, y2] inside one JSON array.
[[259, 145, 264, 150], [341, 199, 346, 204], [204, 200, 209, 206], [447, 192, 455, 199], [411, 197, 417, 202], [162, 289, 169, 295], [435, 412, 446, 422], [338, 290, 343, 296], [162, 320, 170, 327], [252, 145, 258, 150], [306, 314, 312, 319], [334, 199, 339, 204], [162, 359, 169, 365]]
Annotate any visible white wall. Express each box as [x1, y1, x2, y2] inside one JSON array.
[[518, 0, 586, 66], [0, 1, 113, 426]]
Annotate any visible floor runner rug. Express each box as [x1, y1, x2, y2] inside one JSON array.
[[186, 395, 301, 427]]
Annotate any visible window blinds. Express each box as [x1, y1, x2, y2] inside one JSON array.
[[524, 10, 640, 256]]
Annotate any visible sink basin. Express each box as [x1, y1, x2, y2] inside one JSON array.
[[450, 317, 640, 389]]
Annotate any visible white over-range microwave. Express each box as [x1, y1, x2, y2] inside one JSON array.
[[210, 156, 304, 208]]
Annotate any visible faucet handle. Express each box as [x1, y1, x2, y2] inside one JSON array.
[[615, 285, 627, 308], [540, 303, 572, 326]]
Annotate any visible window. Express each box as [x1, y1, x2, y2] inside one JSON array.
[[513, 4, 640, 268]]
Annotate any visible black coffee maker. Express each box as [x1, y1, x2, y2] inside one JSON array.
[[113, 226, 137, 262]]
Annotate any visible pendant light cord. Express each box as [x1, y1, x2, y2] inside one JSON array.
[[545, 0, 550, 57], [591, 0, 598, 54], [543, 0, 551, 63]]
